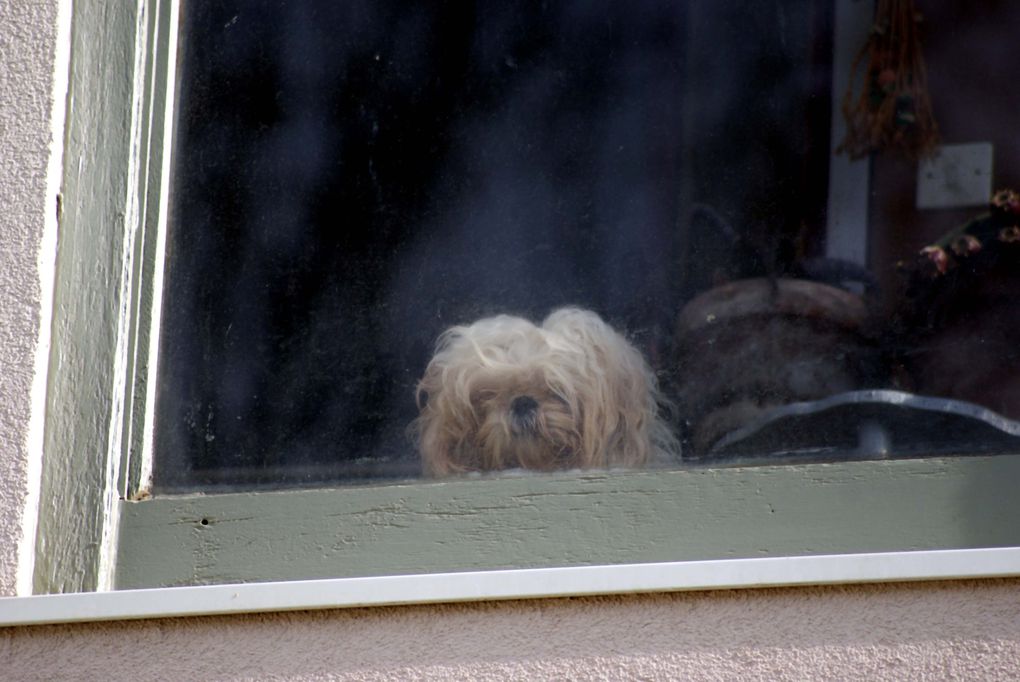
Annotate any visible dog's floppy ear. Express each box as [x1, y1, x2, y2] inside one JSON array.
[[543, 307, 677, 466], [413, 319, 520, 476], [412, 327, 473, 476]]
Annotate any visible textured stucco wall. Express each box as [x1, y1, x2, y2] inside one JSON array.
[[3, 2, 1020, 681], [0, 0, 62, 596], [4, 579, 1020, 680]]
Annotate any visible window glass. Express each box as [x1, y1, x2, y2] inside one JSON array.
[[154, 0, 1020, 491]]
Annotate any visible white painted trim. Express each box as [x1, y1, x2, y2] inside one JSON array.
[[136, 0, 180, 498], [3, 548, 1019, 627], [97, 0, 180, 587], [18, 0, 74, 598], [95, 0, 150, 595], [96, 0, 169, 592]]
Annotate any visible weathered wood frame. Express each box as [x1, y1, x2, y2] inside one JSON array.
[[34, 0, 176, 593], [35, 0, 1020, 594]]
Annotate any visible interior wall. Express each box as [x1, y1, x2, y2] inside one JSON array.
[[868, 1, 1020, 289]]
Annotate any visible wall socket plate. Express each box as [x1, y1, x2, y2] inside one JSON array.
[[917, 142, 994, 209]]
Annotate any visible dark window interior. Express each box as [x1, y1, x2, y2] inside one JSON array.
[[154, 1, 1020, 491]]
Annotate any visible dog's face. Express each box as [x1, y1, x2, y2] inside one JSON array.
[[413, 307, 677, 476]]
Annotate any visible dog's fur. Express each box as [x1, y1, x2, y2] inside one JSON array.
[[412, 307, 679, 476]]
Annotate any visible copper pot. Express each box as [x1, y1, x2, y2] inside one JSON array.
[[672, 278, 881, 456]]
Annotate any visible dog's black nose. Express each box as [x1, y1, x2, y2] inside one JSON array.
[[510, 396, 539, 418], [510, 396, 540, 436]]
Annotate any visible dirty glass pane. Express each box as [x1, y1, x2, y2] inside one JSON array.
[[154, 1, 1020, 491]]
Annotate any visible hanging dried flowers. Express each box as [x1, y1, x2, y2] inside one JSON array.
[[838, 0, 940, 160]]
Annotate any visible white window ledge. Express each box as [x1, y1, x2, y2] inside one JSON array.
[[4, 548, 1020, 627]]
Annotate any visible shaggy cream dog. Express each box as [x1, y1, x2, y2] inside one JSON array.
[[413, 307, 678, 476]]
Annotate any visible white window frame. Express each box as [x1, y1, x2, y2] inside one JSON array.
[[19, 0, 1020, 622], [5, 548, 1020, 627]]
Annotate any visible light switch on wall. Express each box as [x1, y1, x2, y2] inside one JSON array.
[[916, 142, 994, 209]]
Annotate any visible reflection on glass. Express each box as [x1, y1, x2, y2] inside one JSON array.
[[154, 1, 1020, 491]]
